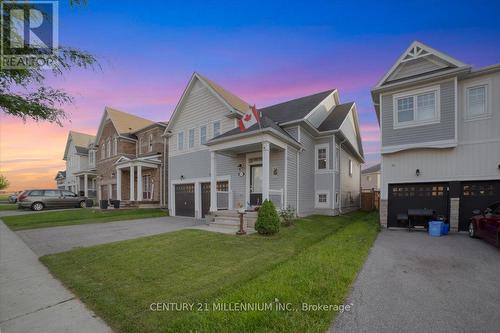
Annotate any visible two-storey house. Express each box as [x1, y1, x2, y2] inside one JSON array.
[[371, 41, 500, 232], [95, 107, 167, 207], [165, 72, 364, 220], [60, 131, 97, 197]]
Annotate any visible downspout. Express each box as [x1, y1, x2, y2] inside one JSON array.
[[338, 138, 346, 215]]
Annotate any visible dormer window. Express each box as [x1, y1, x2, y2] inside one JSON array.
[[106, 138, 111, 158], [393, 85, 440, 129], [148, 133, 153, 152], [101, 144, 105, 160], [113, 137, 118, 155]]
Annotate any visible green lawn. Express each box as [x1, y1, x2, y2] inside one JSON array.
[[2, 208, 168, 230], [0, 204, 17, 211], [41, 212, 379, 333]]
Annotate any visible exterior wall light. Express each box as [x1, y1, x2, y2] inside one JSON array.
[[416, 169, 420, 177]]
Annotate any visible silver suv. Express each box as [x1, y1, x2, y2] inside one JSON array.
[[17, 189, 88, 211]]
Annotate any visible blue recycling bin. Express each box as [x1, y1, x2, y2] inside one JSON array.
[[428, 221, 443, 237], [441, 223, 449, 235]]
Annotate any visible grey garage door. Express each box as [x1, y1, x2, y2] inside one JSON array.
[[388, 183, 449, 228], [459, 180, 500, 231], [175, 184, 195, 217]]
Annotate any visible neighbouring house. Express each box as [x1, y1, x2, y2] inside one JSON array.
[[59, 131, 97, 198], [371, 41, 500, 232], [54, 170, 66, 189], [165, 72, 364, 221], [94, 107, 167, 207], [361, 163, 381, 191]]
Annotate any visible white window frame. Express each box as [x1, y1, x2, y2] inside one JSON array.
[[188, 128, 195, 148], [200, 125, 207, 145], [393, 85, 440, 129], [177, 131, 184, 151], [349, 159, 353, 177], [113, 137, 118, 156], [148, 133, 153, 152], [315, 191, 330, 208], [100, 145, 105, 160], [464, 79, 492, 121], [315, 143, 330, 172], [138, 136, 142, 154], [213, 120, 221, 138]]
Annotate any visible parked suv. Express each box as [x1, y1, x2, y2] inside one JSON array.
[[17, 189, 87, 211]]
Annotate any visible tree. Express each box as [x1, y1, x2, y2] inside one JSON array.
[[0, 175, 9, 191], [0, 0, 98, 125]]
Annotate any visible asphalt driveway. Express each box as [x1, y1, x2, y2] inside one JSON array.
[[16, 216, 200, 256], [331, 229, 500, 333]]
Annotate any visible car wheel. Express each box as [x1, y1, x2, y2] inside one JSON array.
[[31, 202, 44, 211], [79, 200, 86, 208], [468, 222, 477, 238]]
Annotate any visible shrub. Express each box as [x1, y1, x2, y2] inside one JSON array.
[[279, 205, 296, 227], [255, 199, 280, 235]]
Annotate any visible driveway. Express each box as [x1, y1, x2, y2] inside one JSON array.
[[16, 216, 200, 256], [331, 229, 500, 333]]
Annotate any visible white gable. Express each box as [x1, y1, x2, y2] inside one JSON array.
[[376, 41, 468, 88]]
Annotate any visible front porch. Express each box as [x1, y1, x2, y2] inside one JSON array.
[[74, 171, 97, 198], [115, 156, 163, 207], [207, 134, 291, 215]]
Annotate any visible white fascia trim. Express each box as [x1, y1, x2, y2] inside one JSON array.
[[381, 139, 458, 154], [207, 128, 300, 150]]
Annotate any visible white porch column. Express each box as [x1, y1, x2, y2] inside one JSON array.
[[209, 151, 217, 212], [84, 174, 88, 197], [116, 168, 122, 200], [129, 165, 135, 201], [137, 165, 142, 201], [262, 141, 270, 201]]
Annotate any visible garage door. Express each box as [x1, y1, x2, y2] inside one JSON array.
[[459, 180, 500, 231], [175, 184, 195, 217], [201, 181, 229, 218], [388, 183, 449, 228]]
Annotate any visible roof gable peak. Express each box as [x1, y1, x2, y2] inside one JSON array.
[[375, 40, 468, 88]]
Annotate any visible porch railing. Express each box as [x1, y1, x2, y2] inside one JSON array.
[[269, 189, 284, 210]]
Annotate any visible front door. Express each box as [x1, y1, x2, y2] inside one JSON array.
[[250, 164, 262, 206], [201, 183, 211, 218]]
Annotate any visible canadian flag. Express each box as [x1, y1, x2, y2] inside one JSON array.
[[239, 105, 260, 131]]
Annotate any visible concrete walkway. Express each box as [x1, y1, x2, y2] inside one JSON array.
[[330, 229, 500, 333], [17, 216, 200, 256], [0, 221, 112, 333]]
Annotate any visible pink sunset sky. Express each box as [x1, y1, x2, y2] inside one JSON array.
[[1, 1, 499, 192]]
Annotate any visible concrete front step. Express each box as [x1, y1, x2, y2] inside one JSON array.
[[211, 210, 258, 229]]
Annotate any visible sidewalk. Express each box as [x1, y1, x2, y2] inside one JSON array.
[[0, 221, 112, 333]]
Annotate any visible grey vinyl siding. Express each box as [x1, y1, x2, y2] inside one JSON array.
[[387, 57, 444, 83], [169, 79, 235, 157], [286, 146, 298, 210], [269, 150, 284, 193], [217, 153, 246, 207], [381, 79, 455, 147], [169, 150, 211, 180], [308, 103, 330, 128], [339, 147, 361, 212], [298, 127, 316, 215], [284, 126, 299, 141]]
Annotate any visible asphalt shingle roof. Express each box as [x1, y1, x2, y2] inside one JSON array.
[[362, 163, 381, 174], [259, 89, 335, 124], [316, 102, 354, 132], [210, 114, 296, 143]]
